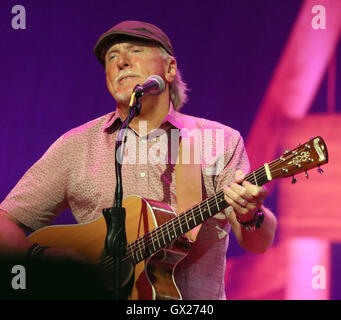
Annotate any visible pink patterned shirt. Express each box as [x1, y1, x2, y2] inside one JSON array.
[[0, 105, 250, 300]]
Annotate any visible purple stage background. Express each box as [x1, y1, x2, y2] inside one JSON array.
[[1, 0, 340, 299]]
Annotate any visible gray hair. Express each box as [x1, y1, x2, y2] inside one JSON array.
[[158, 47, 189, 110]]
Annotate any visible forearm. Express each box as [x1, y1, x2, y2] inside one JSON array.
[[229, 206, 277, 254], [0, 210, 32, 255], [0, 210, 89, 262]]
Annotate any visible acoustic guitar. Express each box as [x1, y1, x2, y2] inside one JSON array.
[[28, 136, 328, 300]]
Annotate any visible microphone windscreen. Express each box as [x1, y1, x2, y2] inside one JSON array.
[[146, 75, 165, 95]]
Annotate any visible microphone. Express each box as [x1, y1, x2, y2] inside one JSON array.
[[133, 75, 165, 97]]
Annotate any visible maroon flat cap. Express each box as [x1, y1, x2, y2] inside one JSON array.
[[94, 20, 174, 65]]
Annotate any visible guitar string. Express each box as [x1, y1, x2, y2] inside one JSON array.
[[104, 149, 319, 270], [121, 169, 266, 259], [102, 169, 292, 269], [103, 156, 291, 268], [123, 157, 285, 257], [125, 144, 315, 262], [104, 159, 288, 268], [102, 157, 288, 267], [107, 148, 311, 267], [136, 151, 309, 261]]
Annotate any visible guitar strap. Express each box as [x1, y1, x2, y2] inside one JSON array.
[[175, 116, 202, 242]]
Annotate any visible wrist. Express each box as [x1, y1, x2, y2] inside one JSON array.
[[236, 208, 265, 231], [26, 243, 50, 261], [235, 211, 255, 223]]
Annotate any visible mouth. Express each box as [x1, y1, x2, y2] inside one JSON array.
[[118, 75, 140, 83]]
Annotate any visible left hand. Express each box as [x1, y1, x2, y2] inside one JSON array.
[[223, 170, 268, 222]]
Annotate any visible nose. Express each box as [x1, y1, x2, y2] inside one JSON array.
[[117, 52, 131, 70]]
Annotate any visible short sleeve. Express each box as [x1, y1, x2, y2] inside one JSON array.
[[0, 135, 70, 230]]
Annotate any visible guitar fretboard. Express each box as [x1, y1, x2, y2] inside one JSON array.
[[124, 164, 270, 265]]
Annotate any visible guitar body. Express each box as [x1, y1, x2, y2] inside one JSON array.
[[27, 196, 190, 300]]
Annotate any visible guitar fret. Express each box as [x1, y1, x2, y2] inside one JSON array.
[[133, 246, 138, 262], [137, 244, 143, 262], [152, 237, 156, 252], [141, 237, 146, 259], [245, 168, 267, 187], [136, 236, 152, 262], [166, 223, 171, 242], [171, 217, 177, 240], [145, 235, 151, 258], [191, 207, 196, 225], [133, 249, 138, 264], [137, 246, 143, 264], [206, 199, 212, 216], [198, 203, 204, 221], [156, 229, 161, 249], [178, 215, 184, 234], [215, 194, 220, 211], [252, 171, 258, 186], [185, 213, 190, 230], [162, 226, 168, 246]]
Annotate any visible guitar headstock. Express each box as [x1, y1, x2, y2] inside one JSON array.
[[270, 136, 328, 182]]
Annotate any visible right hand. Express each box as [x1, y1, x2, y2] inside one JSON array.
[[43, 247, 92, 265]]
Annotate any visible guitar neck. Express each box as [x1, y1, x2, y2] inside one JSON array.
[[120, 136, 328, 266], [126, 165, 270, 265]]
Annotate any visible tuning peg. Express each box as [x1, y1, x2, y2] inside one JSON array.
[[317, 166, 324, 174], [305, 170, 309, 179], [297, 143, 301, 146], [291, 176, 297, 184]]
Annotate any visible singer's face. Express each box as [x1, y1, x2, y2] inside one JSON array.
[[104, 41, 168, 105]]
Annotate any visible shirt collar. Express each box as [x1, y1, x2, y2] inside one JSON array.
[[103, 102, 185, 133], [161, 102, 185, 130], [102, 108, 124, 133]]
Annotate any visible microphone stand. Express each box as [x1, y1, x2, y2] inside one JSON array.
[[102, 90, 142, 300]]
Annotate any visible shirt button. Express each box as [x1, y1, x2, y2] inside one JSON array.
[[140, 172, 146, 178]]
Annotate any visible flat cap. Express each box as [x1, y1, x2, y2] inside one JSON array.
[[94, 20, 174, 65]]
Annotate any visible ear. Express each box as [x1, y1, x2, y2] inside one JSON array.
[[164, 57, 177, 83]]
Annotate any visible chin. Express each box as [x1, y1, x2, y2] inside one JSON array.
[[114, 91, 133, 105]]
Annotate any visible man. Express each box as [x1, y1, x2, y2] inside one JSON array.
[[0, 21, 277, 299]]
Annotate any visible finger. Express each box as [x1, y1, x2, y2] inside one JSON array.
[[224, 185, 252, 209], [224, 193, 249, 215], [242, 181, 268, 201], [234, 169, 246, 183], [229, 183, 255, 203]]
